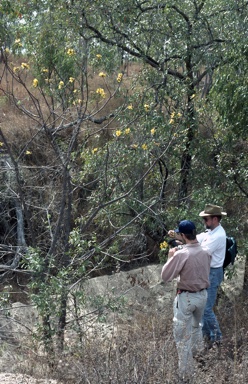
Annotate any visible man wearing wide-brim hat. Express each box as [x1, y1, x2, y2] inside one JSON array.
[[197, 203, 227, 347], [199, 204, 227, 218]]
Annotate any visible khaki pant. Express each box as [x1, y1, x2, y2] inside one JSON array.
[[173, 290, 208, 380]]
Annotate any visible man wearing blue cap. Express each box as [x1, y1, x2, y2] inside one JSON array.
[[162, 220, 211, 383]]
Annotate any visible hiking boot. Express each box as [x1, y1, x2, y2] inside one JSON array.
[[178, 378, 191, 384], [194, 353, 206, 368], [207, 339, 222, 350], [177, 373, 194, 384]]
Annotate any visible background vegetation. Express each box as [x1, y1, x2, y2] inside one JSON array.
[[0, 0, 247, 381]]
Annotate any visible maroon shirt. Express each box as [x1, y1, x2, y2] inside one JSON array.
[[161, 243, 211, 292]]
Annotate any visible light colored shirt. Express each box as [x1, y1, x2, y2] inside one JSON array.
[[161, 243, 211, 291], [197, 224, 226, 268]]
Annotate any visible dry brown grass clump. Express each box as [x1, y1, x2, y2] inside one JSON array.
[[1, 282, 248, 384]]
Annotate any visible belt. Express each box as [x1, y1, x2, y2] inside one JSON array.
[[177, 288, 206, 294]]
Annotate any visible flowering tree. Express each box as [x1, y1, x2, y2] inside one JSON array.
[[0, 0, 176, 355], [76, 0, 248, 203]]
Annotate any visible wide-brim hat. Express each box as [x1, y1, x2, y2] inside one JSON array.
[[199, 204, 227, 217]]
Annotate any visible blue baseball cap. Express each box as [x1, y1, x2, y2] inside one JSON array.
[[175, 220, 196, 234]]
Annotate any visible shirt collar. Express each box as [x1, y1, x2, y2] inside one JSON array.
[[209, 223, 221, 235]]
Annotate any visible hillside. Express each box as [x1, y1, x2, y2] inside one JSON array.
[[0, 259, 247, 383]]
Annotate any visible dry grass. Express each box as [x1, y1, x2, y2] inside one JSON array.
[[55, 294, 248, 384], [1, 278, 248, 384]]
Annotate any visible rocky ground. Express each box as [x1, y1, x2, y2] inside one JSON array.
[[0, 255, 245, 384]]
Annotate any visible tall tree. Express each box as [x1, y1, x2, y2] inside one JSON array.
[[73, 0, 248, 204]]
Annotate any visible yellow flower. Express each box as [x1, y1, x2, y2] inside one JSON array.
[[0, 142, 4, 147], [125, 128, 131, 135], [42, 68, 49, 73], [117, 73, 123, 83], [160, 241, 168, 250], [127, 104, 133, 110], [5, 48, 10, 54], [96, 54, 102, 59], [171, 111, 176, 118], [33, 78, 39, 87], [99, 72, 106, 78], [21, 62, 30, 70], [58, 81, 64, 89], [14, 39, 22, 47], [144, 104, 150, 112], [150, 128, 156, 135], [169, 119, 174, 124], [115, 130, 122, 137], [73, 99, 82, 105], [177, 112, 182, 117], [25, 150, 32, 155], [190, 94, 196, 99], [67, 48, 75, 56], [13, 66, 20, 73], [92, 148, 98, 154], [73, 89, 79, 93], [69, 77, 75, 83], [96, 88, 106, 98], [142, 143, 148, 150]]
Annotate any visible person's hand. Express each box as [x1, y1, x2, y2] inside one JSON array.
[[168, 230, 183, 242], [168, 230, 176, 238], [168, 247, 177, 258]]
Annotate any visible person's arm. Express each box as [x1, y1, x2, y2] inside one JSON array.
[[161, 251, 187, 283], [201, 234, 223, 254], [196, 231, 208, 244]]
